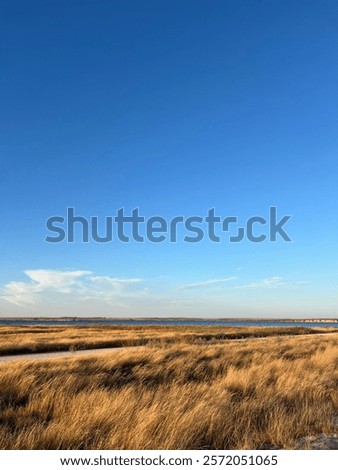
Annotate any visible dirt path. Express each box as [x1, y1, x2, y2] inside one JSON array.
[[0, 346, 131, 363]]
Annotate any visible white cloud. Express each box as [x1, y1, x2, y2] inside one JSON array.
[[26, 270, 91, 293], [176, 276, 302, 293], [177, 277, 237, 290], [0, 270, 144, 306], [84, 276, 145, 301], [234, 276, 303, 289]]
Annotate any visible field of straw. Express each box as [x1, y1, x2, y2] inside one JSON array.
[[0, 324, 333, 355], [0, 327, 337, 450]]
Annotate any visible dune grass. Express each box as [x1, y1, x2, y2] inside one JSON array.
[[0, 331, 338, 449], [0, 324, 335, 356]]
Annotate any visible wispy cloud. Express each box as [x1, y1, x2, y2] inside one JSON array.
[[0, 270, 144, 306], [240, 276, 285, 289], [234, 276, 308, 289], [177, 277, 237, 290]]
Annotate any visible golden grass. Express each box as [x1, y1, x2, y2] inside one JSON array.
[[0, 324, 334, 355], [0, 331, 338, 449]]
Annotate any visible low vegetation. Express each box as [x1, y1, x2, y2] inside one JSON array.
[[0, 324, 335, 356], [0, 331, 337, 449]]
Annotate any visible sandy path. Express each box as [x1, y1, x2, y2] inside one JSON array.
[[0, 346, 131, 363]]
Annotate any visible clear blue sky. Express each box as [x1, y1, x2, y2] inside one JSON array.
[[1, 0, 337, 317]]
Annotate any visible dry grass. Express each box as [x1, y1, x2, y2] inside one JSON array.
[[0, 324, 334, 356], [0, 331, 338, 449]]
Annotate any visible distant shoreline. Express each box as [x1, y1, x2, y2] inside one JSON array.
[[0, 317, 338, 330], [0, 316, 337, 322], [0, 316, 338, 324]]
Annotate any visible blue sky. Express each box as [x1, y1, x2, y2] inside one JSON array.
[[1, 0, 337, 317]]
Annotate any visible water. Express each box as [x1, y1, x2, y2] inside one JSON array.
[[0, 318, 337, 328]]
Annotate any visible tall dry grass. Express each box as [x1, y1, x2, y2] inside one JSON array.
[[0, 332, 338, 449], [0, 324, 334, 355]]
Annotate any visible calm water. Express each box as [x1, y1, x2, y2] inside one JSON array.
[[0, 318, 337, 328]]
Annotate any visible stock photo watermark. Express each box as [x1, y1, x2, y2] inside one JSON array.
[[45, 207, 292, 244]]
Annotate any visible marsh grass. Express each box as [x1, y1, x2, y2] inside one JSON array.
[[0, 325, 334, 356], [0, 332, 338, 449]]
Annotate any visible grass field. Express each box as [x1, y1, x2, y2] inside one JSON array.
[[0, 324, 335, 355], [0, 327, 337, 449]]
